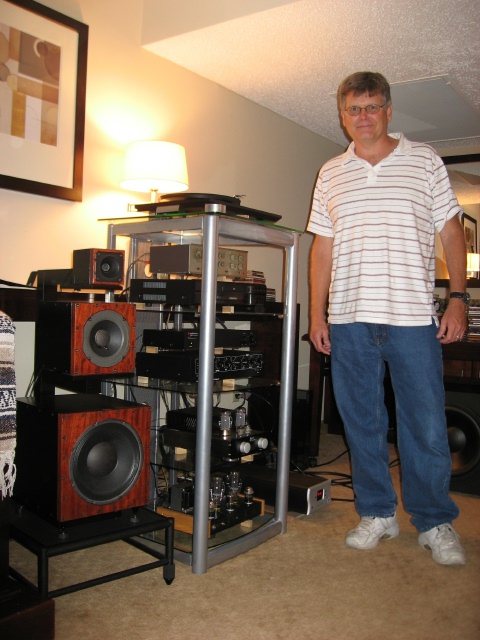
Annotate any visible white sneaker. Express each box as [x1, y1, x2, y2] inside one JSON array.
[[345, 515, 399, 550], [418, 524, 466, 566]]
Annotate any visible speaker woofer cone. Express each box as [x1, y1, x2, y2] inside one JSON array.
[[446, 405, 480, 476], [82, 309, 130, 367], [69, 419, 144, 504], [98, 254, 122, 281]]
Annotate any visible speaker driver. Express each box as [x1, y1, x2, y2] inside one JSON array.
[[446, 405, 480, 477], [97, 252, 123, 282], [69, 418, 144, 504], [72, 248, 125, 288], [83, 309, 131, 367]]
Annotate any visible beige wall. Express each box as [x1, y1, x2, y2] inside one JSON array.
[[0, 0, 342, 389]]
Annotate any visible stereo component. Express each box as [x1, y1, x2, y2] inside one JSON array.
[[136, 349, 263, 381], [162, 427, 269, 461], [446, 391, 480, 496], [232, 464, 331, 515], [164, 406, 269, 461], [136, 192, 282, 223], [130, 279, 267, 307], [72, 248, 125, 288], [149, 244, 248, 278], [167, 406, 256, 433], [14, 395, 151, 523], [142, 328, 257, 350], [170, 481, 195, 512], [36, 301, 136, 376], [162, 471, 264, 537]]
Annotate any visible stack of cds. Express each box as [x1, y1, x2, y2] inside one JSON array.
[[468, 301, 480, 341], [245, 269, 266, 284]]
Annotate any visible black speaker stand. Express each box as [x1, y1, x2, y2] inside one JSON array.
[[9, 503, 175, 599]]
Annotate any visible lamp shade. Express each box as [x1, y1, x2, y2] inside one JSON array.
[[467, 252, 480, 276], [120, 141, 189, 194]]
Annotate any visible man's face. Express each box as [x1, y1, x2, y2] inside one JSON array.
[[341, 92, 393, 144]]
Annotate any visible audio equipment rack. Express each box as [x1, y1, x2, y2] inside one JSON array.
[[105, 211, 300, 574]]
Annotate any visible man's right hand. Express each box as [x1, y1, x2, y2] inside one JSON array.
[[309, 319, 331, 355]]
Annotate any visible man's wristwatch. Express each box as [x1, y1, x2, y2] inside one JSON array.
[[449, 292, 471, 305]]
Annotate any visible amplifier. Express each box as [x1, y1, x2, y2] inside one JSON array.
[[136, 349, 264, 381], [166, 406, 265, 435], [232, 464, 331, 515], [130, 279, 267, 307], [142, 328, 257, 350], [162, 427, 269, 461], [149, 244, 248, 278]]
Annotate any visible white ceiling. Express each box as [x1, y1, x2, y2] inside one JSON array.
[[141, 0, 480, 152]]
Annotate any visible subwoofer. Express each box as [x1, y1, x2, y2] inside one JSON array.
[[445, 391, 480, 496], [14, 395, 151, 522], [36, 301, 136, 376], [72, 248, 125, 288]]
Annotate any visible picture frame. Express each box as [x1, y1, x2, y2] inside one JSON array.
[[436, 153, 480, 288], [463, 213, 477, 254], [0, 0, 88, 201]]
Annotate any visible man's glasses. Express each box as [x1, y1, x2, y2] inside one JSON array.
[[344, 104, 386, 117]]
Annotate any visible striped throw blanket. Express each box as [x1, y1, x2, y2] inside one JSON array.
[[0, 311, 16, 498]]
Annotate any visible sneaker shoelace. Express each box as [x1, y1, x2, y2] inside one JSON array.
[[433, 524, 459, 547]]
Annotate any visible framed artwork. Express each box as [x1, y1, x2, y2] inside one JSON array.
[[0, 0, 88, 201], [463, 213, 477, 253]]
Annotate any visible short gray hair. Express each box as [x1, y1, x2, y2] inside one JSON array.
[[337, 72, 392, 111]]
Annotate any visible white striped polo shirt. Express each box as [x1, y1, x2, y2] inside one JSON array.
[[306, 133, 463, 326]]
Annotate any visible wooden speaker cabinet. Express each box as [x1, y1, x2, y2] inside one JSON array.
[[35, 301, 136, 376], [14, 395, 151, 523], [72, 248, 125, 289]]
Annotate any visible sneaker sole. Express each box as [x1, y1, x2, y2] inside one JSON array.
[[418, 538, 466, 566]]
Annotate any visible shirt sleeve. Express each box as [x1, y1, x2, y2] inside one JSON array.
[[306, 168, 335, 237], [431, 154, 463, 232]]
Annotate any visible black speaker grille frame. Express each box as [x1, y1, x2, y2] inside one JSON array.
[[445, 390, 480, 496], [446, 403, 480, 476]]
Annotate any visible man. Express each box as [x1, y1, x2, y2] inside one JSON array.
[[307, 71, 468, 566]]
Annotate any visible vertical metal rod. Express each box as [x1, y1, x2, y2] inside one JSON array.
[[192, 215, 218, 574], [275, 236, 299, 531], [107, 223, 115, 249], [168, 305, 183, 489], [106, 224, 116, 304]]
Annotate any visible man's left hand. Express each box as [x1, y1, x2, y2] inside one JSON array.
[[436, 298, 468, 344]]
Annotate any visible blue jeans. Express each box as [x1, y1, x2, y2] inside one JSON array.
[[330, 321, 459, 532]]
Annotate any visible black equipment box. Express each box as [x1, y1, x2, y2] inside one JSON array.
[[162, 427, 269, 460], [136, 350, 264, 381], [130, 278, 267, 306], [166, 406, 258, 433], [231, 464, 331, 515], [142, 328, 257, 350]]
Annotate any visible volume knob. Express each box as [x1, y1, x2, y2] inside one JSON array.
[[238, 441, 251, 454], [256, 438, 269, 450]]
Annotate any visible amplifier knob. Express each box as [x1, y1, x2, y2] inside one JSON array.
[[256, 438, 269, 450], [238, 441, 251, 454]]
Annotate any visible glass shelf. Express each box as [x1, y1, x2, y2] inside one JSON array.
[[99, 210, 303, 235], [140, 511, 275, 562], [104, 375, 280, 395], [135, 302, 285, 318]]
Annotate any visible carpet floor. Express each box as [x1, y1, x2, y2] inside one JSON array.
[[8, 432, 480, 640]]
